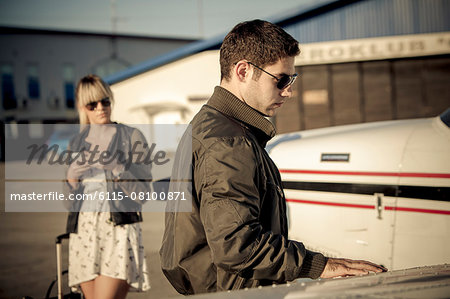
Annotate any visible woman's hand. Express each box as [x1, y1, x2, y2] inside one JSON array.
[[66, 150, 91, 189]]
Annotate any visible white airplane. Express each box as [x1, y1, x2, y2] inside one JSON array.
[[268, 108, 450, 270]]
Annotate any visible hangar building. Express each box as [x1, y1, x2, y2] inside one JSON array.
[[106, 0, 450, 133]]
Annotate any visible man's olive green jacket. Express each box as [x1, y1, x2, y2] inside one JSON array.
[[160, 86, 327, 294]]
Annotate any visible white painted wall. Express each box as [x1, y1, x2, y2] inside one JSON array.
[[111, 50, 220, 124]]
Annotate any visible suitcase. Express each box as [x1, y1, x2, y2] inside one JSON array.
[[45, 233, 81, 299]]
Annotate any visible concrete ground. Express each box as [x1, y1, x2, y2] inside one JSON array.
[[0, 162, 181, 298]]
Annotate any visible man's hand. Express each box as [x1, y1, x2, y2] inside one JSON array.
[[320, 257, 387, 278]]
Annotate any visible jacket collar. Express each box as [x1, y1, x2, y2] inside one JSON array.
[[206, 86, 276, 143]]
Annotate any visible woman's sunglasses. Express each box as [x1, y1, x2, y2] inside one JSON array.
[[248, 62, 298, 90], [85, 98, 111, 111]]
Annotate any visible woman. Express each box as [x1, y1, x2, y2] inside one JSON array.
[[65, 74, 151, 298]]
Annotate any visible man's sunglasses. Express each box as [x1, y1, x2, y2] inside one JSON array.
[[85, 98, 111, 111], [248, 62, 298, 90]]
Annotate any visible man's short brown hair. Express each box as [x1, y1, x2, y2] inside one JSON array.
[[220, 19, 300, 81]]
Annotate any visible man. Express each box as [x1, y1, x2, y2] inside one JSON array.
[[160, 19, 386, 295]]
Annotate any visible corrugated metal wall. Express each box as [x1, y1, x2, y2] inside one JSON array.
[[284, 0, 450, 44], [275, 55, 450, 133]]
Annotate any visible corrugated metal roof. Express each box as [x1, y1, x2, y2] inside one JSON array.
[[283, 0, 450, 43], [106, 0, 450, 85]]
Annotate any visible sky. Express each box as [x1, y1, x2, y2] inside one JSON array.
[[0, 0, 329, 39]]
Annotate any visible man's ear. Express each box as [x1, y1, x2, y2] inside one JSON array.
[[234, 60, 251, 83]]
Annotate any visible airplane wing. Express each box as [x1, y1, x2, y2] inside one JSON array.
[[187, 264, 450, 299]]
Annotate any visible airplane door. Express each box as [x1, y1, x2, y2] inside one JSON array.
[[341, 192, 397, 270], [285, 188, 397, 270]]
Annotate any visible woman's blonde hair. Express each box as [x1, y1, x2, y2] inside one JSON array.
[[75, 74, 114, 124]]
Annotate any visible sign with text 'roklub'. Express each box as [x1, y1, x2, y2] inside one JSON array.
[[296, 32, 450, 65]]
